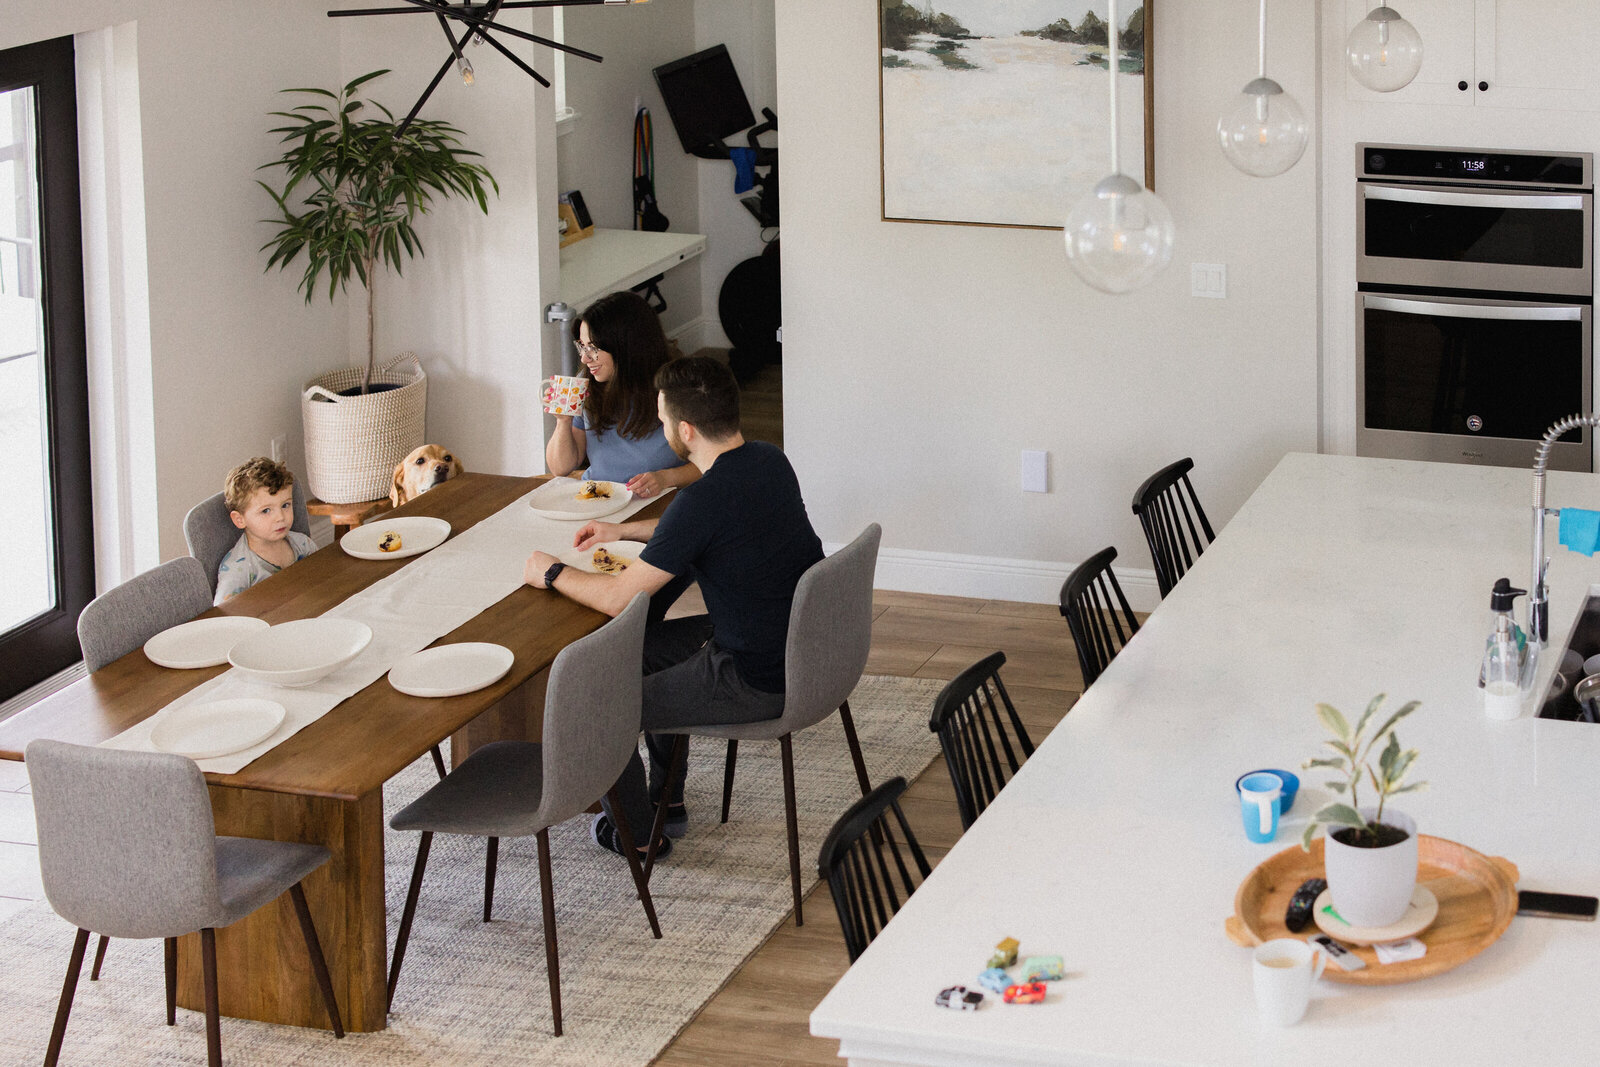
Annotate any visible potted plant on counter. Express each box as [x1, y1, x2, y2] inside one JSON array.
[[1301, 694, 1427, 927], [258, 70, 497, 504]]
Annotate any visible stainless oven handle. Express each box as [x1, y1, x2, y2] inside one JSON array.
[[1364, 295, 1583, 321], [1363, 185, 1588, 211]]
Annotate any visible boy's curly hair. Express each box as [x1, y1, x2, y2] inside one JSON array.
[[224, 457, 295, 514]]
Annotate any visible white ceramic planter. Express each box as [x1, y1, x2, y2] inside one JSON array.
[[1324, 807, 1418, 927]]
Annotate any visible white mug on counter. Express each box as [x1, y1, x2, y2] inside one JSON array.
[[1252, 938, 1326, 1026]]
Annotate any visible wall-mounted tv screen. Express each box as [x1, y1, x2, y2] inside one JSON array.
[[652, 44, 757, 154]]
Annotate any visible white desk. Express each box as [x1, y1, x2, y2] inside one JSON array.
[[811, 453, 1600, 1066], [557, 228, 706, 311]]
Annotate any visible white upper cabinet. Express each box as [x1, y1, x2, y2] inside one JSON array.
[[1345, 0, 1600, 111]]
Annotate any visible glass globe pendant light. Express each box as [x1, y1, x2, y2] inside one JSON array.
[[1064, 0, 1174, 294], [1346, 6, 1423, 92], [1218, 0, 1308, 177]]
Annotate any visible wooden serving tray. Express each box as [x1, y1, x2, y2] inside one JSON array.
[[1224, 835, 1519, 985]]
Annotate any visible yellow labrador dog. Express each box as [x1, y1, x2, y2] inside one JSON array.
[[391, 444, 464, 507]]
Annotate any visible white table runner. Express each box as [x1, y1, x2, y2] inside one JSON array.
[[102, 479, 655, 773]]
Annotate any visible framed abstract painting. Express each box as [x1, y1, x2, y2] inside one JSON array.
[[879, 1, 1154, 229]]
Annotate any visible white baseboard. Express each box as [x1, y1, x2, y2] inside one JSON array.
[[824, 542, 1162, 614]]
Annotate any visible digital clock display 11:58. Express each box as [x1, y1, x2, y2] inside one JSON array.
[[1461, 158, 1488, 173]]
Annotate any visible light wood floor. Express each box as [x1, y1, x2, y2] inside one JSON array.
[[654, 589, 1084, 1066]]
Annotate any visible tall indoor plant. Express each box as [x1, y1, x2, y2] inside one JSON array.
[[258, 70, 497, 502], [1301, 693, 1427, 927]]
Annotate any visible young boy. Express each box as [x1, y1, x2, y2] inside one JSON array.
[[214, 457, 318, 604]]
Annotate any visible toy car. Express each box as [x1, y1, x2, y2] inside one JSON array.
[[1021, 955, 1064, 982], [1003, 982, 1047, 1005], [935, 985, 984, 1011], [988, 936, 1020, 969], [977, 967, 1012, 994]]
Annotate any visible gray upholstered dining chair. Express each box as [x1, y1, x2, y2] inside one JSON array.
[[74, 554, 217, 982], [183, 482, 311, 597], [386, 593, 660, 1037], [26, 739, 344, 1067], [77, 556, 213, 673], [645, 523, 882, 927]]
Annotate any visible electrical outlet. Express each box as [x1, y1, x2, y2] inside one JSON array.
[[1021, 450, 1049, 493], [271, 434, 288, 464]]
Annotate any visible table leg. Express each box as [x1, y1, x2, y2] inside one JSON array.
[[450, 668, 549, 765], [177, 785, 388, 1032]]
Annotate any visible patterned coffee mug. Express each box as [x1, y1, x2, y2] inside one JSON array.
[[541, 375, 588, 416]]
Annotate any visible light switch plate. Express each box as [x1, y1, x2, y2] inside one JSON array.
[[1191, 262, 1226, 299], [1022, 450, 1049, 493]]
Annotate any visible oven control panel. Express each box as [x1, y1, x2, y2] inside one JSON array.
[[1361, 144, 1590, 188]]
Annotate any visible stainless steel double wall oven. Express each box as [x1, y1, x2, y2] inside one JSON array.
[[1357, 144, 1594, 471]]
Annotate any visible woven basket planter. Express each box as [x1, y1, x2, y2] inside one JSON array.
[[302, 353, 427, 504]]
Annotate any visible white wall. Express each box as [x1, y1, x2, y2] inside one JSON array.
[[3, 1, 345, 575], [335, 5, 557, 483], [557, 0, 702, 336], [775, 0, 1320, 604]]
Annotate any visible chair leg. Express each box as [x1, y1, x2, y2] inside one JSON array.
[[88, 934, 109, 981], [43, 928, 89, 1067], [387, 830, 433, 1009], [720, 739, 738, 823], [644, 735, 688, 883], [288, 883, 346, 1038], [430, 743, 447, 780], [201, 928, 222, 1067], [838, 700, 872, 797], [607, 788, 662, 939], [484, 837, 500, 922], [779, 733, 803, 927], [535, 828, 562, 1037], [165, 937, 177, 1026]]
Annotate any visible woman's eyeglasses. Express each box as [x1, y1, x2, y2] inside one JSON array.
[[576, 339, 602, 355]]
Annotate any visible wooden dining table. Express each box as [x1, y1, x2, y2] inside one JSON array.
[[0, 472, 667, 1033]]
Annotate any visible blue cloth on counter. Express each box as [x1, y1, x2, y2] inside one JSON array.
[[1559, 507, 1600, 556], [730, 147, 757, 193]]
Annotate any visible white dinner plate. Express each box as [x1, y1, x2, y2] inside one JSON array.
[[527, 478, 634, 521], [388, 642, 515, 698], [144, 616, 270, 669], [340, 516, 452, 560], [150, 698, 287, 760], [558, 540, 649, 575]]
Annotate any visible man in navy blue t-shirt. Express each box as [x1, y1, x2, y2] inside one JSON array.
[[525, 356, 823, 861]]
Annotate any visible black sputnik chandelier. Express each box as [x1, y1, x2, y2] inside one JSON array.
[[329, 0, 648, 133]]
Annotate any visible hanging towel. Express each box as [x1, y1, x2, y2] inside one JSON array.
[[1559, 507, 1600, 556], [730, 147, 758, 194]]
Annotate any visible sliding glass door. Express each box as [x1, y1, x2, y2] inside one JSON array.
[[0, 36, 91, 703]]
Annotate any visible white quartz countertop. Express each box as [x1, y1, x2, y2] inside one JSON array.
[[811, 452, 1600, 1067]]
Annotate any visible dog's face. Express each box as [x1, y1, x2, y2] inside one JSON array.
[[391, 445, 464, 507]]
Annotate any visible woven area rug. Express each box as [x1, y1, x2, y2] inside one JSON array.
[[0, 675, 944, 1066]]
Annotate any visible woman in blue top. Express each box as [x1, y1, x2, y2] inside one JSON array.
[[545, 291, 699, 498]]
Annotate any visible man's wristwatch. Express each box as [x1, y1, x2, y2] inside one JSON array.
[[543, 561, 567, 588]]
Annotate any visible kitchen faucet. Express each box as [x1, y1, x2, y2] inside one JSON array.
[[1529, 413, 1600, 653]]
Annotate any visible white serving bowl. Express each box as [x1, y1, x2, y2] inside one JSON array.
[[228, 618, 373, 688]]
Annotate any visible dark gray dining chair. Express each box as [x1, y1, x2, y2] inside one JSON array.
[[77, 556, 213, 673], [183, 483, 311, 597], [646, 523, 882, 926], [26, 739, 344, 1067], [386, 594, 660, 1037]]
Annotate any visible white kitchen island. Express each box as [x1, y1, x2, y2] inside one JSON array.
[[811, 453, 1600, 1066]]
